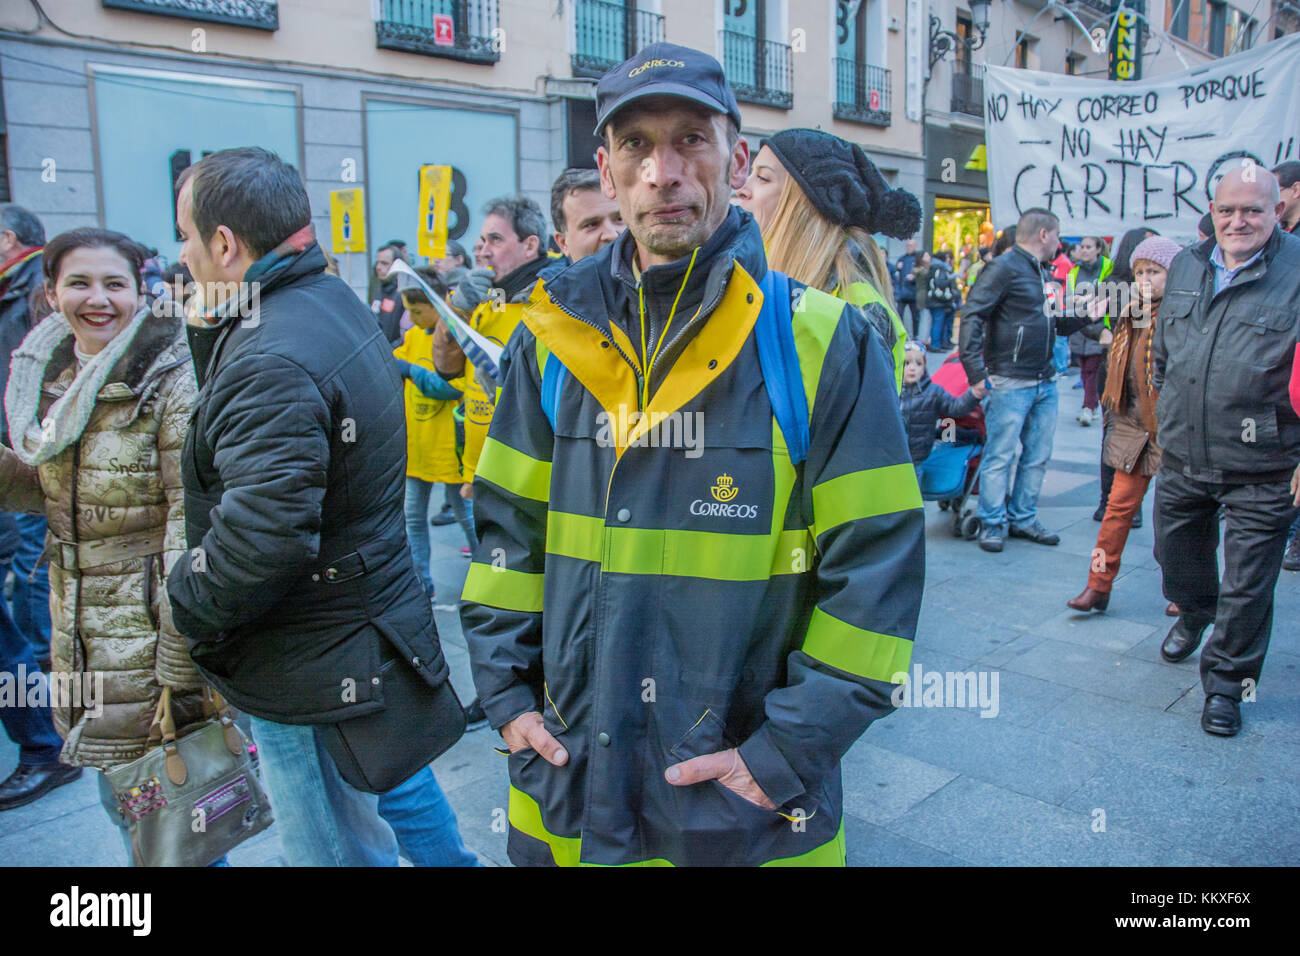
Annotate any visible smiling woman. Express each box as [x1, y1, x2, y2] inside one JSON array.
[[0, 227, 212, 864]]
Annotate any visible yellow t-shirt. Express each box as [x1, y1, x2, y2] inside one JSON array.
[[394, 327, 462, 484], [458, 299, 526, 482]]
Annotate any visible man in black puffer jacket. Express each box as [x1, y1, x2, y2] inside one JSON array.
[[166, 148, 475, 866]]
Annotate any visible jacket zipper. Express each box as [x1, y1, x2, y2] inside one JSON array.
[[547, 295, 645, 409], [1012, 327, 1024, 365], [69, 441, 85, 735]]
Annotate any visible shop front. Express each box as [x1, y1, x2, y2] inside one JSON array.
[[924, 123, 991, 263]]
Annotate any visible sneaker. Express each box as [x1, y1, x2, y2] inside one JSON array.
[[1076, 407, 1094, 426], [0, 763, 83, 811], [1284, 536, 1300, 572], [463, 697, 488, 729], [1072, 378, 1084, 389], [461, 546, 472, 559], [1008, 520, 1060, 545], [430, 504, 457, 527], [977, 523, 1005, 553]]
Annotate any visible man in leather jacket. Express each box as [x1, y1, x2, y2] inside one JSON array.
[[959, 207, 1092, 552]]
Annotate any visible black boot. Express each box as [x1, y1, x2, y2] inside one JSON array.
[[1201, 694, 1241, 736]]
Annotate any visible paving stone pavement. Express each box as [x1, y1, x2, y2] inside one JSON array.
[[3, 355, 1296, 867]]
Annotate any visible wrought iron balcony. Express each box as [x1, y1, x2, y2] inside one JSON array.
[[951, 69, 984, 117], [375, 0, 500, 64], [573, 0, 665, 79], [720, 30, 792, 110], [102, 0, 278, 30], [833, 59, 891, 127]]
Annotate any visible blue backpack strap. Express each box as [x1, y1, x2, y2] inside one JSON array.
[[539, 349, 568, 432], [755, 270, 810, 465]]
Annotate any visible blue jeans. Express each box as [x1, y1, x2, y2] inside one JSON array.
[[11, 514, 51, 666], [929, 308, 955, 347], [0, 561, 62, 766], [977, 380, 1059, 529], [1052, 336, 1070, 375], [248, 716, 477, 867], [405, 478, 477, 597]]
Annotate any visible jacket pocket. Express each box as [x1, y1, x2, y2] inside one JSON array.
[[669, 708, 734, 762]]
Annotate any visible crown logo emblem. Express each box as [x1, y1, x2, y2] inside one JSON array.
[[711, 473, 738, 502]]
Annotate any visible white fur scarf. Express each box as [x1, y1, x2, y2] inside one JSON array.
[[5, 306, 152, 466]]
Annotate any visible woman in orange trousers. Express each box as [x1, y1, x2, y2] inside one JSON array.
[[1068, 236, 1184, 613]]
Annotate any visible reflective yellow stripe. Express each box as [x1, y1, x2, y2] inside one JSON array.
[[812, 463, 922, 538], [546, 511, 603, 562], [475, 437, 551, 502], [545, 511, 810, 579], [791, 287, 844, 414], [802, 607, 913, 682], [508, 786, 581, 866], [509, 786, 845, 867], [460, 562, 543, 613]]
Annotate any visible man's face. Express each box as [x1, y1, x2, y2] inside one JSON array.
[[1078, 237, 1100, 263], [906, 239, 917, 255], [1211, 169, 1283, 266], [1278, 179, 1300, 223], [596, 97, 749, 267], [557, 188, 624, 262], [176, 180, 226, 288], [479, 212, 538, 277], [0, 229, 19, 260], [375, 248, 395, 280]]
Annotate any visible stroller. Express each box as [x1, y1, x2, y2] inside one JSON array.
[[915, 352, 986, 540]]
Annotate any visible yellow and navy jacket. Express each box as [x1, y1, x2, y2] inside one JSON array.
[[839, 279, 906, 394], [460, 209, 924, 866]]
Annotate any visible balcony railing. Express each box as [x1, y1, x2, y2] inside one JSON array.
[[720, 30, 792, 110], [573, 0, 665, 78], [833, 59, 891, 127], [950, 65, 984, 117], [102, 0, 278, 30], [375, 0, 500, 64]]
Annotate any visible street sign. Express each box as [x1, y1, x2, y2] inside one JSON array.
[[1109, 0, 1144, 81], [417, 164, 452, 259], [434, 13, 454, 46], [329, 188, 366, 254]]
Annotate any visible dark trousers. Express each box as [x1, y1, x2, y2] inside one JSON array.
[[1154, 466, 1298, 700], [1079, 354, 1103, 411], [896, 299, 922, 338]]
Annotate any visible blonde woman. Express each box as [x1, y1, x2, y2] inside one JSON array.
[[735, 128, 920, 392]]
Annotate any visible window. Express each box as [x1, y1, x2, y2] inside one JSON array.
[[374, 0, 500, 64], [1014, 37, 1033, 69], [1065, 53, 1083, 75], [833, 0, 890, 125], [955, 13, 973, 75], [572, 0, 665, 78], [719, 0, 792, 109], [1166, 0, 1252, 55], [101, 0, 278, 31]]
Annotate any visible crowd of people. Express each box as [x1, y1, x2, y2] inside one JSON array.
[[0, 39, 1296, 867]]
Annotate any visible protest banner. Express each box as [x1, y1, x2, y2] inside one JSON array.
[[984, 32, 1300, 241]]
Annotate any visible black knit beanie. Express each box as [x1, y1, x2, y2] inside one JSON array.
[[760, 128, 921, 240]]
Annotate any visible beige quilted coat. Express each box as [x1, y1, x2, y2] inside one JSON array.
[[0, 310, 207, 768]]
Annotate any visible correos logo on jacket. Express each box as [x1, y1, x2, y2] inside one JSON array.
[[691, 473, 758, 518]]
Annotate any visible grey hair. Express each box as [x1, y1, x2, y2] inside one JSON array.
[[0, 204, 46, 247], [483, 194, 547, 246]]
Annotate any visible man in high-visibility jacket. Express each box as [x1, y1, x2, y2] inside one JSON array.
[[433, 196, 550, 493], [460, 43, 924, 866]]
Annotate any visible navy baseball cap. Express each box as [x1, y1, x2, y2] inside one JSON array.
[[594, 42, 743, 137]]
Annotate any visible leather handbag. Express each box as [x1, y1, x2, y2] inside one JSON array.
[[103, 686, 273, 867], [317, 646, 467, 795]]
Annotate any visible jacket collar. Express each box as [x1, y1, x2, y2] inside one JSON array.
[[0, 248, 42, 302], [43, 307, 186, 399], [495, 254, 550, 303]]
